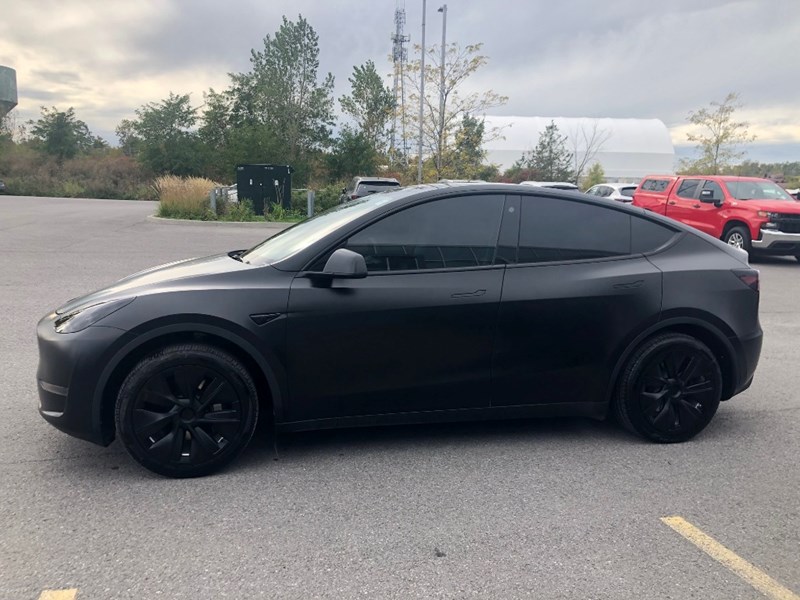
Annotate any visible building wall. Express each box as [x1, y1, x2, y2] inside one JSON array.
[[482, 116, 675, 181]]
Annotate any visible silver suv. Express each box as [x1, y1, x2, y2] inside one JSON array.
[[340, 177, 401, 203]]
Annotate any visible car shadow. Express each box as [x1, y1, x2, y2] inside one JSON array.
[[237, 414, 640, 469]]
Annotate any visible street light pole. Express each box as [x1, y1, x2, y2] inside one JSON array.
[[417, 0, 426, 184], [437, 5, 447, 175]]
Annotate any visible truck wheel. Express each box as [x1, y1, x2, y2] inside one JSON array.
[[723, 225, 751, 254]]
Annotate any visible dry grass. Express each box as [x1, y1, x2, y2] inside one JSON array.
[[155, 175, 220, 219]]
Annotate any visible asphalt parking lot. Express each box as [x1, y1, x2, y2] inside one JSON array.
[[1, 196, 798, 600]]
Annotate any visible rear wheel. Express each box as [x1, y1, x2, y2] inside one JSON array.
[[722, 225, 751, 254], [614, 333, 722, 443], [115, 343, 259, 478]]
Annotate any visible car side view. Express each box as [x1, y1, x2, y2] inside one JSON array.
[[37, 183, 763, 477]]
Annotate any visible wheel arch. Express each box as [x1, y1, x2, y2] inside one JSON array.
[[722, 219, 754, 241], [606, 317, 739, 410], [93, 320, 286, 445]]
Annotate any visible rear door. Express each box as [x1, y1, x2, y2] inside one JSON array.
[[492, 195, 663, 407], [668, 178, 717, 236], [284, 193, 510, 422]]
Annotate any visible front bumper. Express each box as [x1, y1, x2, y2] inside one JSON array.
[[36, 313, 134, 445], [752, 229, 800, 251]]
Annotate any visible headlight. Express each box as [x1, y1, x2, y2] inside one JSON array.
[[55, 298, 135, 333], [757, 211, 780, 219]]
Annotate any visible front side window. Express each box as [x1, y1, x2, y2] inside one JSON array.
[[518, 197, 631, 263], [344, 195, 505, 272], [702, 180, 724, 199]]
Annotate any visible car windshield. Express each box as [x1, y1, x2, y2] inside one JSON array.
[[724, 181, 796, 201], [240, 186, 420, 266]]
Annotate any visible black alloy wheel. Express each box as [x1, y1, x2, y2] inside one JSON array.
[[116, 344, 259, 477], [614, 333, 722, 442]]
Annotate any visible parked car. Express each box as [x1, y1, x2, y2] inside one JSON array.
[[37, 183, 762, 477], [633, 175, 800, 261], [585, 182, 638, 203], [0, 179, 6, 193], [339, 177, 401, 203], [519, 181, 579, 191]]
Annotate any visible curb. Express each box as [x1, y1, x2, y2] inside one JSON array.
[[146, 214, 293, 230]]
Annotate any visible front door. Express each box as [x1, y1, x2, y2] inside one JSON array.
[[284, 193, 508, 423]]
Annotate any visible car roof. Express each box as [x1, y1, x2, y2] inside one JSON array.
[[519, 181, 579, 188]]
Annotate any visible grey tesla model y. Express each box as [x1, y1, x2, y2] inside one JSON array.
[[37, 183, 762, 477]]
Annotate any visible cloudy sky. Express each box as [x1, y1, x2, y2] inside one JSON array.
[[2, 0, 799, 161]]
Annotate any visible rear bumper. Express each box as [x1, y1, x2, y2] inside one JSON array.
[[728, 329, 763, 398], [36, 313, 133, 446], [752, 229, 800, 252]]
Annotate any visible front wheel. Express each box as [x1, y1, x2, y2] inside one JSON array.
[[723, 225, 752, 254], [613, 333, 722, 443], [115, 343, 259, 478]]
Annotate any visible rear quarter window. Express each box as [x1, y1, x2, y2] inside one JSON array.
[[632, 216, 678, 253]]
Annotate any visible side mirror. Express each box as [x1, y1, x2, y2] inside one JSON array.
[[699, 189, 724, 207], [322, 248, 367, 279]]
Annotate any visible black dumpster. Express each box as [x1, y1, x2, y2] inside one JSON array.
[[235, 164, 294, 215]]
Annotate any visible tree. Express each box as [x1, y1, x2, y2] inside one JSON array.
[[682, 92, 756, 174], [444, 114, 491, 179], [405, 42, 507, 180], [119, 92, 204, 176], [581, 162, 605, 190], [513, 121, 574, 182], [29, 106, 94, 162], [230, 15, 335, 171], [327, 126, 379, 181], [339, 60, 394, 155], [569, 122, 610, 185]]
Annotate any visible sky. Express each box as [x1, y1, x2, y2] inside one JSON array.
[[2, 0, 799, 163]]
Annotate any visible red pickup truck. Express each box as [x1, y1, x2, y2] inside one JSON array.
[[632, 175, 800, 261]]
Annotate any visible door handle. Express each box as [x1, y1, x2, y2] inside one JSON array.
[[668, 201, 677, 205], [451, 289, 486, 299], [613, 280, 644, 290], [692, 203, 701, 208]]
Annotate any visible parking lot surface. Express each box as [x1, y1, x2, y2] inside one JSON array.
[[1, 196, 798, 599]]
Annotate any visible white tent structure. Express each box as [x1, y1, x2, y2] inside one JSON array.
[[482, 116, 675, 181]]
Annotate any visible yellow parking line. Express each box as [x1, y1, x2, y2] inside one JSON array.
[[38, 590, 78, 600], [661, 516, 799, 600]]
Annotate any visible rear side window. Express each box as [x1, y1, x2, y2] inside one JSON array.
[[641, 179, 670, 192], [518, 197, 631, 263], [631, 217, 678, 253], [345, 194, 505, 272], [676, 179, 702, 199]]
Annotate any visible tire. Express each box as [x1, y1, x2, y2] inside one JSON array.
[[115, 343, 259, 478], [613, 333, 722, 443], [722, 225, 751, 254]]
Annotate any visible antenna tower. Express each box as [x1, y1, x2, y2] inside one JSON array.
[[390, 1, 410, 164]]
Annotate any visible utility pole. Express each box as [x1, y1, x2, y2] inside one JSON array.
[[436, 5, 447, 175], [417, 0, 426, 184]]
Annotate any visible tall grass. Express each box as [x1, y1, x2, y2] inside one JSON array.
[[155, 175, 219, 220]]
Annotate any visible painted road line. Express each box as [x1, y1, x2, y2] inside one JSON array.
[[661, 516, 799, 600], [38, 590, 78, 600]]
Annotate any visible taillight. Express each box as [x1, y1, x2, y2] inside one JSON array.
[[733, 268, 759, 292]]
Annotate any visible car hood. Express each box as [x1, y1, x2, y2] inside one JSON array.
[[732, 199, 800, 213], [56, 253, 252, 314]]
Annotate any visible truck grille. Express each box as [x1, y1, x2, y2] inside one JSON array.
[[774, 214, 800, 234]]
